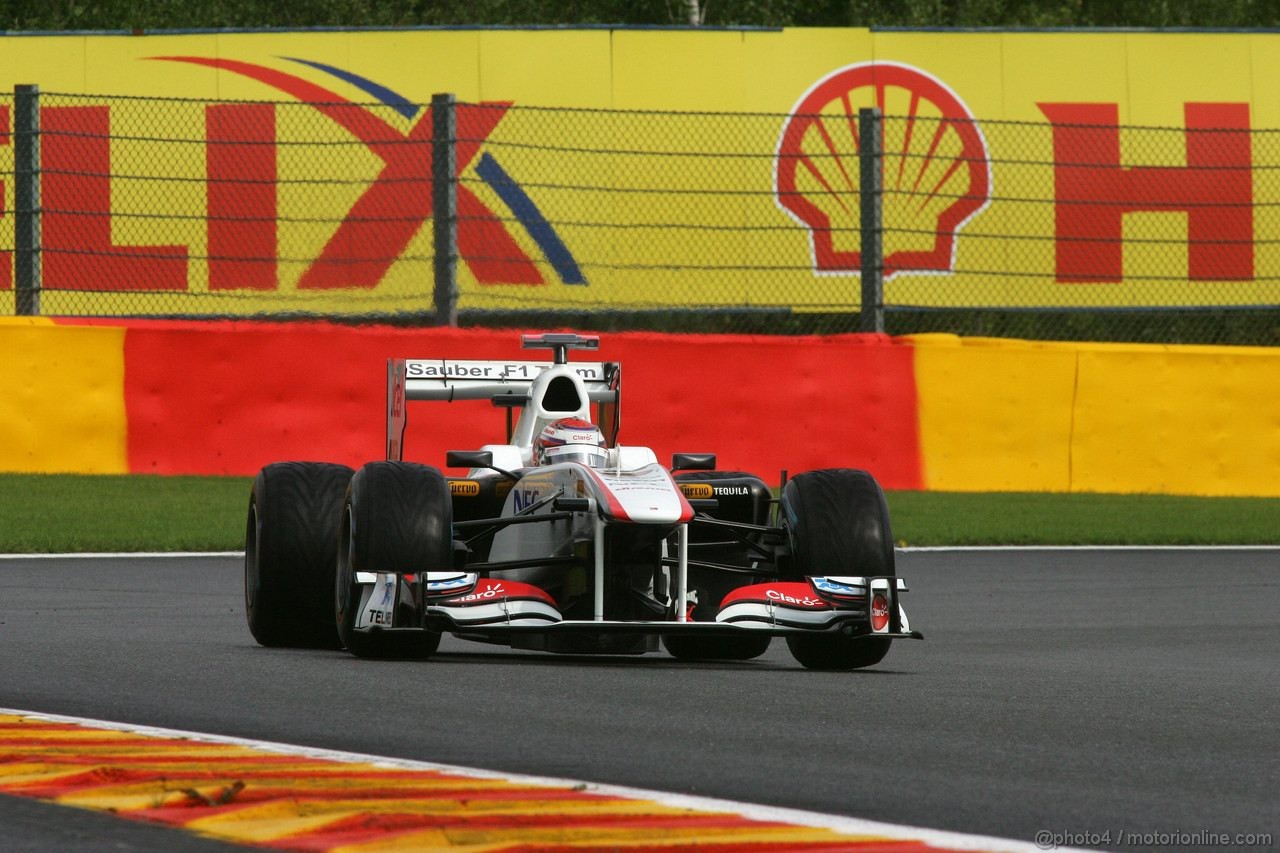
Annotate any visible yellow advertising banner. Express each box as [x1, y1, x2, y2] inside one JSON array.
[[0, 28, 1278, 315]]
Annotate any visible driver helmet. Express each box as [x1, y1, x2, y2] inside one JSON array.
[[534, 417, 608, 468]]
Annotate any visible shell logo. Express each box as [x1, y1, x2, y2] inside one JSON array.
[[775, 62, 991, 278]]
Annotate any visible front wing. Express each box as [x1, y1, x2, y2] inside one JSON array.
[[404, 574, 923, 641]]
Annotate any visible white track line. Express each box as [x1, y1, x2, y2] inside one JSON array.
[[899, 545, 1280, 552], [1, 707, 1076, 853], [0, 552, 244, 559]]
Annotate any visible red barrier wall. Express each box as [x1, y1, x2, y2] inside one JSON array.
[[121, 323, 923, 489]]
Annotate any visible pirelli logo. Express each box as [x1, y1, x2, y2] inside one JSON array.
[[679, 483, 713, 499], [449, 480, 481, 497]]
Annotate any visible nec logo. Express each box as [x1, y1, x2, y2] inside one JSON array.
[[513, 489, 541, 512]]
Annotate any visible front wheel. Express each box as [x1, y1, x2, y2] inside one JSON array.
[[781, 468, 894, 671], [336, 461, 450, 660]]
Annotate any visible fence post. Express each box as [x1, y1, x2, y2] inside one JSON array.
[[14, 84, 40, 317], [431, 93, 458, 326], [858, 107, 884, 334]]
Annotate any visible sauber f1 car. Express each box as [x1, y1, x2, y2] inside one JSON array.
[[245, 334, 922, 670]]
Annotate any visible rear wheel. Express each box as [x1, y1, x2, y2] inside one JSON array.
[[336, 461, 449, 659], [781, 469, 894, 671], [245, 462, 353, 649]]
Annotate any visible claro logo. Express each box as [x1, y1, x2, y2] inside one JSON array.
[[765, 588, 825, 608], [447, 583, 506, 603], [871, 593, 891, 631], [774, 62, 991, 278]]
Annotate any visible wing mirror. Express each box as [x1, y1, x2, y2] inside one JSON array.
[[671, 452, 716, 472], [446, 450, 519, 481], [447, 450, 493, 469]]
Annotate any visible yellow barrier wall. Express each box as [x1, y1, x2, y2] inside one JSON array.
[[913, 335, 1280, 496], [911, 336, 1077, 493], [1, 28, 1270, 116], [1073, 344, 1280, 496], [0, 320, 127, 473], [0, 29, 1278, 315]]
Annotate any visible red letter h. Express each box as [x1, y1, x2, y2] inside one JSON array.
[[1038, 103, 1253, 282]]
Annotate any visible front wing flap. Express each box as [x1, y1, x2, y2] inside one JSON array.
[[353, 573, 923, 642], [421, 574, 922, 640]]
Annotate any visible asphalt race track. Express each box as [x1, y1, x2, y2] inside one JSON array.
[[1, 550, 1277, 852]]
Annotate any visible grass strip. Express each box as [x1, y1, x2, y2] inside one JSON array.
[[0, 474, 252, 553], [0, 474, 1277, 553], [886, 490, 1280, 546]]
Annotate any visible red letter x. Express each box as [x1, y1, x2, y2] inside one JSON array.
[[157, 57, 541, 287]]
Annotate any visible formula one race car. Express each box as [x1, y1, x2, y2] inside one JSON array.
[[244, 334, 921, 670]]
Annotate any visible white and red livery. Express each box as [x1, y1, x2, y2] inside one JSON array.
[[244, 334, 921, 670]]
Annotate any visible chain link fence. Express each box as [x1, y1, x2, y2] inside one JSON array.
[[3, 89, 1280, 344], [874, 111, 1280, 344], [5, 90, 440, 318]]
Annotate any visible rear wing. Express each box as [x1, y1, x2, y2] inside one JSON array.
[[387, 358, 621, 461]]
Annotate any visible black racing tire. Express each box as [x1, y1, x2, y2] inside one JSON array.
[[336, 461, 449, 660], [781, 468, 895, 671], [662, 634, 771, 661], [245, 462, 353, 649]]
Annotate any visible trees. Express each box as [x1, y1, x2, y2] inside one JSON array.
[[2, 0, 1272, 31]]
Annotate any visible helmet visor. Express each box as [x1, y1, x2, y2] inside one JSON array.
[[541, 444, 608, 468]]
